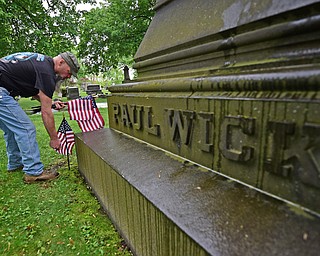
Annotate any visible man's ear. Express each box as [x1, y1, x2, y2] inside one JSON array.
[[59, 58, 65, 66]]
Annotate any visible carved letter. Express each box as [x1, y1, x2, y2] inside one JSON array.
[[300, 123, 320, 188], [220, 116, 255, 162], [198, 112, 214, 153], [144, 106, 160, 136], [130, 104, 143, 130], [265, 121, 320, 189], [166, 109, 195, 146], [278, 123, 320, 189], [112, 103, 120, 124], [122, 104, 131, 127], [264, 121, 295, 177]]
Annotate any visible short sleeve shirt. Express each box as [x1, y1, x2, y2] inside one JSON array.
[[0, 52, 57, 98]]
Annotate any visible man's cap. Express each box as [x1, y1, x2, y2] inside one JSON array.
[[60, 52, 80, 77]]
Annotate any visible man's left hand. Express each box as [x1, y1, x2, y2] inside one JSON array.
[[53, 100, 65, 110]]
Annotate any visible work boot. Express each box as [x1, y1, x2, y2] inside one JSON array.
[[23, 169, 60, 184], [8, 165, 23, 172]]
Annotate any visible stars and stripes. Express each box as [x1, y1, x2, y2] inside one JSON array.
[[67, 95, 105, 132], [67, 96, 94, 121], [56, 117, 75, 155]]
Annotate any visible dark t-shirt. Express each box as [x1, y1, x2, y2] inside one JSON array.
[[0, 52, 57, 98]]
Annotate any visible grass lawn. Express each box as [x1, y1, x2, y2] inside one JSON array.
[[0, 96, 131, 255]]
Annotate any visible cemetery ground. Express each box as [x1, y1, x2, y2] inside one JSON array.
[[0, 96, 132, 255]]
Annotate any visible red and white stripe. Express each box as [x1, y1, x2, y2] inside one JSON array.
[[67, 96, 105, 132], [67, 98, 94, 120], [57, 130, 75, 155], [56, 118, 75, 156], [77, 107, 105, 132]]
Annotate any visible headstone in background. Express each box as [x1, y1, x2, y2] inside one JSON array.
[[85, 84, 102, 95], [66, 86, 80, 100]]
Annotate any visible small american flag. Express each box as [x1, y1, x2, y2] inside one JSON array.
[[67, 96, 94, 121], [56, 117, 75, 155], [67, 95, 105, 132]]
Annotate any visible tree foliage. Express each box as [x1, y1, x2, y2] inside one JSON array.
[[0, 0, 95, 57], [0, 0, 155, 76], [77, 0, 155, 74]]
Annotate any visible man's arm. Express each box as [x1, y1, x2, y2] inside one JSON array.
[[33, 95, 65, 110], [38, 90, 60, 150]]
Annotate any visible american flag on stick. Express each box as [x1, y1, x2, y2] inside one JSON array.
[[56, 117, 75, 155], [67, 95, 105, 132]]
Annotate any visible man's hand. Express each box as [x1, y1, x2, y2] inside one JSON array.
[[53, 100, 65, 110], [50, 138, 61, 150]]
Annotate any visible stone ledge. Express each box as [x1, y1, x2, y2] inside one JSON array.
[[75, 128, 320, 256]]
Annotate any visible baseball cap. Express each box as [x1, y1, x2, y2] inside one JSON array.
[[60, 51, 80, 77]]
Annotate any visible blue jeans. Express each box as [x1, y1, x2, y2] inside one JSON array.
[[0, 87, 43, 175]]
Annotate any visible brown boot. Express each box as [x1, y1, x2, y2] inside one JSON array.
[[23, 170, 59, 184]]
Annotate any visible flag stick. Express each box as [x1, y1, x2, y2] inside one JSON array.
[[67, 151, 71, 171], [62, 112, 71, 171]]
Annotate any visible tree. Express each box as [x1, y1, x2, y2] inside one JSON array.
[[77, 0, 155, 74], [0, 0, 95, 58]]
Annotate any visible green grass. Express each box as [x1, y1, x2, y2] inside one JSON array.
[[0, 97, 130, 255]]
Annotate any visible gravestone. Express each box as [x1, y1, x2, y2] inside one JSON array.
[[75, 0, 320, 255], [85, 83, 102, 95], [66, 86, 80, 99]]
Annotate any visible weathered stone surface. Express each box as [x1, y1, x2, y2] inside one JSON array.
[[77, 0, 320, 255], [76, 129, 320, 256], [108, 1, 320, 215], [136, 0, 319, 60], [133, 0, 320, 80], [107, 80, 320, 215]]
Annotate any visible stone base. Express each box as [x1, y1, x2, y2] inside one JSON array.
[[75, 128, 320, 256]]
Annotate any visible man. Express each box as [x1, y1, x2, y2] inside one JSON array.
[[0, 51, 80, 183]]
